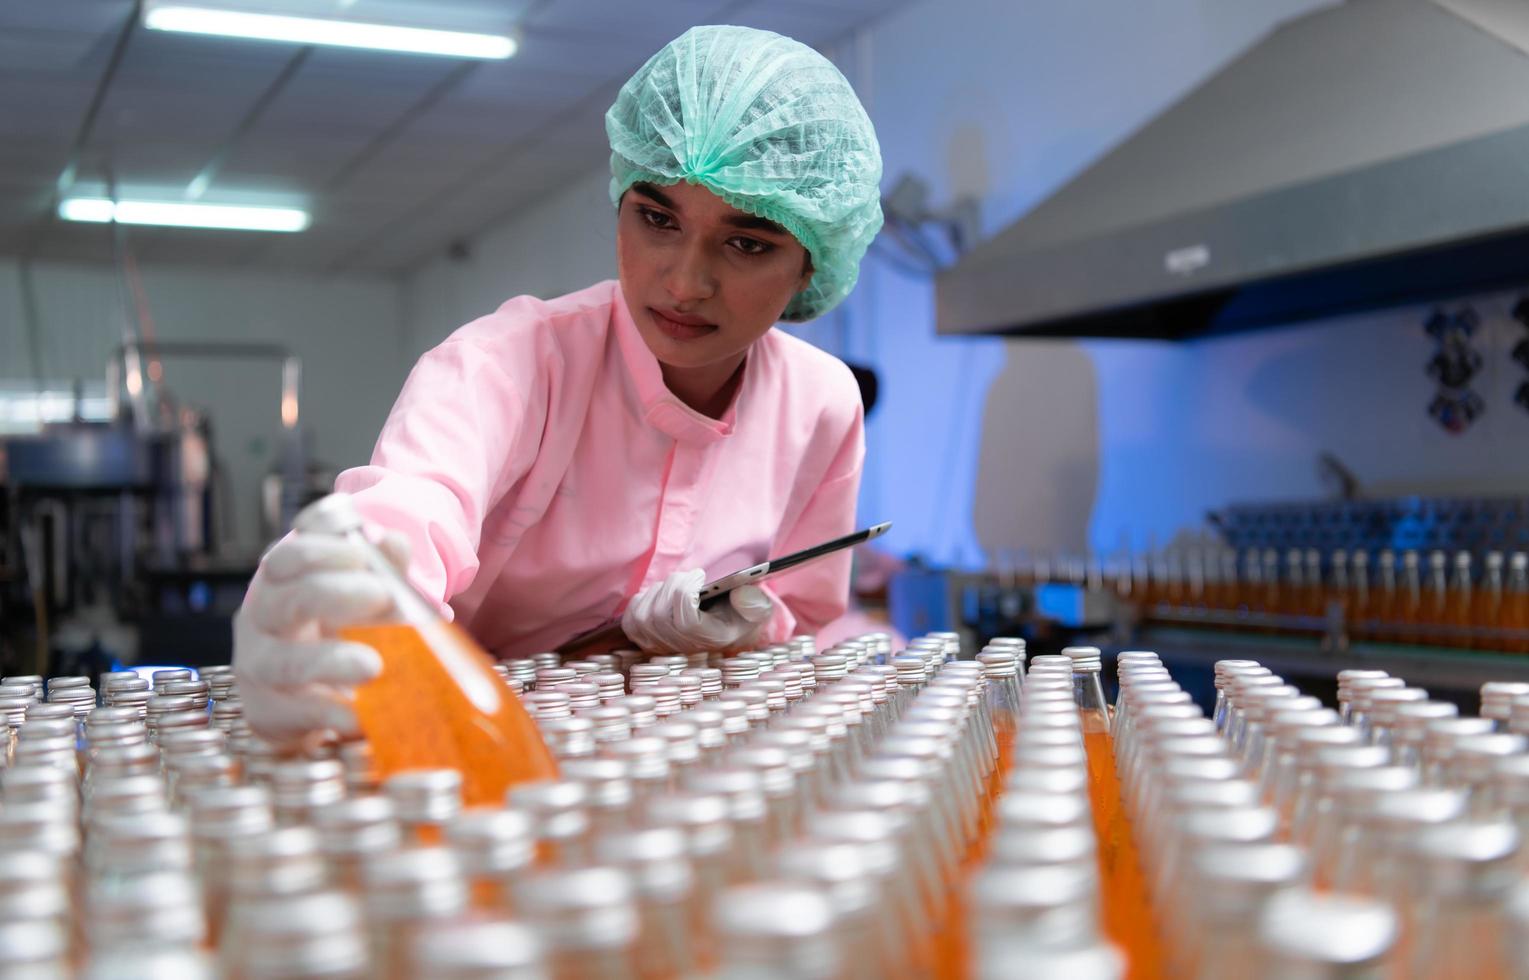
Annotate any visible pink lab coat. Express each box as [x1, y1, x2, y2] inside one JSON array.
[[335, 280, 865, 658]]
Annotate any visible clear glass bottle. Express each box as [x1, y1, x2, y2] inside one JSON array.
[[712, 881, 841, 980], [311, 795, 401, 897], [226, 890, 369, 980], [1449, 551, 1475, 648], [293, 496, 557, 806], [1178, 842, 1309, 979], [1405, 820, 1520, 978], [382, 769, 462, 846], [516, 866, 640, 980], [445, 808, 535, 912], [1255, 889, 1397, 978], [412, 918, 547, 980], [508, 779, 593, 867], [269, 759, 346, 827], [594, 828, 699, 979], [1508, 553, 1529, 655], [361, 847, 468, 980]]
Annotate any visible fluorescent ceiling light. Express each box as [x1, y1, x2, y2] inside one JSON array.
[[58, 197, 310, 233], [143, 3, 517, 59]]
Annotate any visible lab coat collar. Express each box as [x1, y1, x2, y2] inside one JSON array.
[[611, 282, 742, 445]]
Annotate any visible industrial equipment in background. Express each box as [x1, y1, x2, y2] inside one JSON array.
[[893, 494, 1529, 709], [0, 341, 328, 679]]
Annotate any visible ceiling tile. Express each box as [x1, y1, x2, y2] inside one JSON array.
[[0, 0, 912, 271], [728, 1, 867, 47], [523, 0, 737, 45], [0, 28, 110, 72], [0, 1, 133, 34]]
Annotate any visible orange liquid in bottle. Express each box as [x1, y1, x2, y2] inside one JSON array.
[[933, 715, 1017, 980], [346, 620, 558, 807], [1084, 729, 1161, 980]]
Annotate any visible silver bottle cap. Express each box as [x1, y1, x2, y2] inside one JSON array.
[[987, 824, 1097, 868], [363, 846, 467, 921], [446, 808, 536, 874], [88, 869, 205, 947], [0, 800, 81, 858], [87, 810, 194, 877], [270, 758, 347, 811], [713, 881, 840, 978], [516, 866, 639, 952], [229, 825, 328, 898], [508, 779, 591, 844], [311, 794, 401, 859], [560, 757, 636, 810], [0, 920, 67, 971], [606, 736, 671, 779], [413, 918, 547, 979], [592, 827, 695, 904], [728, 747, 797, 798], [1, 764, 79, 809], [970, 863, 1098, 948], [1257, 889, 1397, 971], [383, 768, 463, 824], [157, 726, 226, 758], [686, 767, 769, 824], [649, 721, 702, 765], [1005, 766, 1089, 797], [234, 890, 368, 979], [1190, 843, 1310, 923], [0, 851, 69, 922], [995, 791, 1091, 830], [1179, 805, 1280, 845], [645, 792, 733, 857], [1407, 818, 1522, 901]]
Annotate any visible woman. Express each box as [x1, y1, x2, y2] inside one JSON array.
[[234, 25, 884, 745]]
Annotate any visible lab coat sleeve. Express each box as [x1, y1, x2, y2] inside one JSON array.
[[755, 404, 867, 643], [334, 335, 550, 611]]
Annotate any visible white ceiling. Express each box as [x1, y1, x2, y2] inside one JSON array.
[[0, 0, 912, 275]]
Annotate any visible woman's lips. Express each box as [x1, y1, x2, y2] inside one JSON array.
[[649, 307, 717, 341]]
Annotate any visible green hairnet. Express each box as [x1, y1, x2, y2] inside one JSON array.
[[606, 25, 883, 322]]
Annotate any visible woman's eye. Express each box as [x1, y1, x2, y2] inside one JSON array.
[[730, 237, 772, 256], [639, 207, 674, 229]]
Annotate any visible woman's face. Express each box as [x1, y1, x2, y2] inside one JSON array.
[[617, 181, 813, 374]]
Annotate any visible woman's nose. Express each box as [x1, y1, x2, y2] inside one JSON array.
[[663, 239, 717, 304]]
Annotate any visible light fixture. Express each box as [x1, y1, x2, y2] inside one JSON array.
[[142, 2, 517, 59], [58, 197, 310, 233]]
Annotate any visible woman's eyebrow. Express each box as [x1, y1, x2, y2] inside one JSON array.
[[723, 213, 789, 235], [631, 182, 788, 236], [631, 183, 677, 209]]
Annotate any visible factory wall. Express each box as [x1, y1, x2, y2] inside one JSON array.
[[396, 0, 1529, 570], [403, 171, 617, 354], [0, 259, 404, 552], [842, 0, 1529, 561]]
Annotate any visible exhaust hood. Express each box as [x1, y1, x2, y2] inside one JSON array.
[[936, 0, 1529, 340]]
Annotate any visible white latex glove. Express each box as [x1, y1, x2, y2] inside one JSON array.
[[620, 568, 774, 654], [233, 494, 409, 748]]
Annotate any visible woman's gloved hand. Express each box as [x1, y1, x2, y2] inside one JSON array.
[[621, 568, 774, 653], [233, 494, 410, 748]]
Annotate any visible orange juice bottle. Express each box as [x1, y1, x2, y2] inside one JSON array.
[[1304, 549, 1325, 620], [1328, 550, 1351, 627], [1447, 551, 1474, 649], [1065, 646, 1161, 979], [1349, 550, 1373, 642], [1398, 550, 1423, 645], [1507, 553, 1529, 654], [1476, 552, 1505, 651], [293, 497, 558, 807], [1422, 550, 1450, 645], [1283, 549, 1306, 622], [1375, 550, 1398, 643]]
